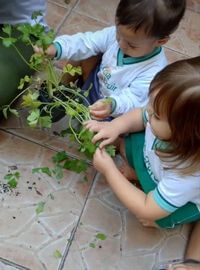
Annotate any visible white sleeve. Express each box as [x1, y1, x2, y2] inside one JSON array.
[[54, 26, 116, 61], [110, 68, 159, 116], [152, 170, 200, 213]]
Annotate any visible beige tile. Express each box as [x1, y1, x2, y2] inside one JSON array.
[[49, 0, 78, 9], [165, 9, 200, 57], [0, 131, 96, 270], [187, 0, 200, 13], [74, 0, 119, 25], [46, 1, 70, 30], [57, 11, 107, 36], [164, 48, 187, 64]]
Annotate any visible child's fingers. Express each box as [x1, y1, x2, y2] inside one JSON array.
[[90, 109, 109, 119], [33, 45, 44, 54], [99, 139, 112, 149]]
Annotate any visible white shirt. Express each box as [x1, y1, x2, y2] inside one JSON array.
[[54, 26, 167, 116]]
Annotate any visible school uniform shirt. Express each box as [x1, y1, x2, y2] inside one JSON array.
[[54, 26, 167, 116], [142, 109, 200, 213]]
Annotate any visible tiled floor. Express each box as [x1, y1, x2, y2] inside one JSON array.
[[0, 1, 199, 269]]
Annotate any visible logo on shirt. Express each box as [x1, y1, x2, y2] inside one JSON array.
[[101, 67, 117, 92]]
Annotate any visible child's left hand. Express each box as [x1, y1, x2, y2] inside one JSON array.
[[89, 99, 112, 119], [93, 148, 115, 175]]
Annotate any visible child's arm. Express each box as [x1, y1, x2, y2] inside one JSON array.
[[94, 148, 169, 221], [85, 107, 144, 148]]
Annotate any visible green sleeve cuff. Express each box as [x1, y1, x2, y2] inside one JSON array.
[[105, 97, 117, 114], [54, 41, 62, 60]]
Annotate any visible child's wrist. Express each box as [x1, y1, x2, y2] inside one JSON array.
[[53, 41, 62, 60]]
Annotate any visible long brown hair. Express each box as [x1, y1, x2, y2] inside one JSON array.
[[149, 56, 200, 175]]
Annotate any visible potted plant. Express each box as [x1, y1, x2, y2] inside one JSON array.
[[0, 11, 115, 160]]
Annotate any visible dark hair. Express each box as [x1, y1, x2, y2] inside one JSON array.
[[149, 56, 200, 175], [116, 0, 186, 38]]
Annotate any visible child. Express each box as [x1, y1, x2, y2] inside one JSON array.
[[43, 0, 186, 119], [84, 56, 200, 229]]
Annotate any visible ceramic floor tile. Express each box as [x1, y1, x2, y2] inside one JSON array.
[[165, 9, 200, 57], [74, 0, 119, 25], [187, 0, 200, 13], [57, 11, 107, 36], [0, 130, 96, 270], [62, 174, 190, 270], [46, 1, 70, 31], [49, 0, 79, 9]]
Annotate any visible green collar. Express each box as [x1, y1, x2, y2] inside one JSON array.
[[152, 137, 172, 152], [117, 47, 162, 66]]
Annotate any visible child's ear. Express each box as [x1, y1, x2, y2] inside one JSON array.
[[156, 37, 170, 46]]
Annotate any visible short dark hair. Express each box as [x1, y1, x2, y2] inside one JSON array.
[[149, 56, 200, 175], [116, 0, 186, 38]]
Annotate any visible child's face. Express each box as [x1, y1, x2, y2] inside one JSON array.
[[147, 97, 171, 141], [116, 24, 160, 57]]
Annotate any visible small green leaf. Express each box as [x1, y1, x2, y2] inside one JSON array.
[[32, 167, 52, 177], [9, 109, 19, 117], [31, 10, 44, 20], [89, 243, 96, 248], [53, 249, 62, 259], [52, 151, 68, 164], [2, 37, 17, 47], [52, 165, 63, 180], [4, 172, 20, 189], [2, 107, 9, 119], [96, 233, 107, 241], [39, 116, 52, 128], [35, 201, 45, 215]]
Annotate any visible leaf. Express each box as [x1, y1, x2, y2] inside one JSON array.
[[39, 116, 52, 128], [89, 243, 96, 248], [18, 75, 31, 90], [2, 24, 12, 35], [35, 201, 45, 215], [2, 107, 9, 119], [63, 64, 82, 76], [9, 109, 19, 117], [63, 159, 88, 173], [96, 233, 107, 241], [31, 10, 44, 20], [32, 167, 52, 177], [53, 249, 62, 259], [52, 151, 68, 164], [4, 172, 20, 189], [21, 92, 42, 109], [52, 165, 63, 180], [2, 37, 17, 47], [27, 109, 40, 127]]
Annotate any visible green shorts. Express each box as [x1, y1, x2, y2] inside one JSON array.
[[125, 131, 200, 229]]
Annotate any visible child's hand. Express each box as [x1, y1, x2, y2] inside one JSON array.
[[84, 120, 119, 148], [33, 44, 57, 58], [89, 99, 112, 119], [93, 148, 116, 175]]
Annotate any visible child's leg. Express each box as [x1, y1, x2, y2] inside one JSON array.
[[118, 137, 139, 182]]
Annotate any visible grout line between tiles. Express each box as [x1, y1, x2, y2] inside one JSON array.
[[0, 127, 92, 165], [57, 171, 99, 270], [0, 257, 30, 270]]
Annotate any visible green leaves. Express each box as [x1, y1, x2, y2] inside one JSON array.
[[53, 249, 62, 259], [35, 201, 45, 214], [63, 64, 82, 76], [52, 151, 88, 175], [32, 167, 52, 177], [4, 171, 20, 189]]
